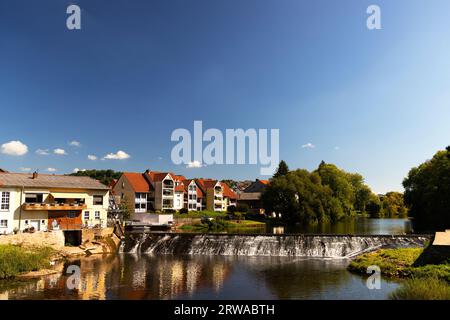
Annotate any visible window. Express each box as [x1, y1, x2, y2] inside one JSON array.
[[67, 211, 77, 218], [1, 192, 10, 210], [93, 195, 103, 206], [25, 193, 44, 203], [0, 220, 7, 227], [95, 211, 100, 219], [84, 211, 90, 220]]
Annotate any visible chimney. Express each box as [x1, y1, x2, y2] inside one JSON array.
[[32, 171, 38, 179]]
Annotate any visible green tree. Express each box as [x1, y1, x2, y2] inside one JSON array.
[[316, 162, 355, 216], [262, 169, 342, 224], [273, 160, 289, 179], [380, 192, 408, 218], [366, 194, 382, 218], [403, 147, 450, 231]]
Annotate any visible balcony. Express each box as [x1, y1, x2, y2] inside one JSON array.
[[22, 203, 87, 211]]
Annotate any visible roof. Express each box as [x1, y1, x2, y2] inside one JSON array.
[[146, 171, 172, 183], [222, 182, 237, 199], [238, 192, 261, 201], [172, 174, 186, 182], [123, 172, 151, 192], [196, 179, 220, 190], [175, 184, 185, 192], [243, 179, 270, 193], [0, 172, 109, 190]]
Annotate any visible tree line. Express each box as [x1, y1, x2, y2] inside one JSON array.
[[261, 160, 408, 225]]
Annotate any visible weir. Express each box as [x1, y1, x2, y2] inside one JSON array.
[[121, 233, 432, 259]]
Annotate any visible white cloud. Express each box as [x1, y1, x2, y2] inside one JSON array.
[[102, 150, 130, 160], [73, 168, 86, 173], [53, 148, 67, 155], [301, 143, 315, 149], [36, 149, 50, 156], [46, 168, 57, 172], [0, 140, 28, 156], [186, 160, 203, 168], [87, 155, 97, 161], [69, 140, 81, 147], [20, 167, 31, 172]]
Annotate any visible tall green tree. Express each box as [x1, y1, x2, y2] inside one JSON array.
[[403, 147, 450, 231], [273, 160, 289, 179]]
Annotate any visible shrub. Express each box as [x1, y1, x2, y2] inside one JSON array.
[[227, 205, 237, 214], [179, 208, 188, 214], [163, 209, 176, 214], [236, 204, 249, 213], [0, 245, 54, 279], [390, 277, 450, 300]]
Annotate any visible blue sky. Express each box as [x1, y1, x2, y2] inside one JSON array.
[[1, 0, 450, 193]]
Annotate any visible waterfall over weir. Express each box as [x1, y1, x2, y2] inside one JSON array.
[[121, 233, 431, 259]]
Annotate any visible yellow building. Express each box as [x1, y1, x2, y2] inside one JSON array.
[[0, 171, 109, 234]]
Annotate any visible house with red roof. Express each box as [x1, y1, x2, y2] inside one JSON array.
[[113, 170, 238, 213], [237, 179, 270, 214]]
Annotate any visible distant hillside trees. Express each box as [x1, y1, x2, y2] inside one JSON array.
[[69, 169, 122, 186], [403, 146, 450, 231]]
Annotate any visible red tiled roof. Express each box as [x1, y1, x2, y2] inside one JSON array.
[[222, 182, 237, 199], [175, 184, 185, 192], [123, 172, 151, 192], [197, 178, 219, 189], [172, 174, 186, 182], [259, 180, 269, 185], [146, 171, 171, 183]]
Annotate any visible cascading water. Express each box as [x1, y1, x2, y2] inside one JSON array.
[[121, 233, 431, 259]]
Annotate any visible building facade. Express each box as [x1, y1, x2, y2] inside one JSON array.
[[0, 171, 109, 235], [113, 171, 237, 213]]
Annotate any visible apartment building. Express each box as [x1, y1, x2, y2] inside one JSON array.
[[0, 171, 109, 235], [196, 179, 226, 212], [113, 170, 237, 213]]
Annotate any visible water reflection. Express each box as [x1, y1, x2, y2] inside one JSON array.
[[0, 254, 399, 300]]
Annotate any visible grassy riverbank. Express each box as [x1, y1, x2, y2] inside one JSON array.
[[0, 245, 55, 279], [174, 210, 227, 219], [348, 247, 450, 299], [179, 219, 265, 232]]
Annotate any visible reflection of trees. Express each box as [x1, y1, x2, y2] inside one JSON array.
[[241, 256, 354, 299]]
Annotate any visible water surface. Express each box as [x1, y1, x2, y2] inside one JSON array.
[[0, 254, 400, 300]]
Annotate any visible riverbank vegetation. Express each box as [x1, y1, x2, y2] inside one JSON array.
[[348, 247, 450, 299], [0, 245, 55, 279], [174, 210, 228, 219]]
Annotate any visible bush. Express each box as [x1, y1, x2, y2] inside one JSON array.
[[179, 208, 188, 214], [236, 204, 249, 213], [0, 245, 54, 279], [227, 205, 237, 214], [163, 209, 176, 214], [390, 277, 450, 300]]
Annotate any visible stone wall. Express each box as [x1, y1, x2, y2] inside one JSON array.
[[0, 230, 65, 248], [81, 227, 114, 243]]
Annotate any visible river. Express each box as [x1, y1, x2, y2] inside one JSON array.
[[0, 218, 416, 300]]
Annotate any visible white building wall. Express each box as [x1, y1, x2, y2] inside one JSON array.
[[0, 187, 18, 234]]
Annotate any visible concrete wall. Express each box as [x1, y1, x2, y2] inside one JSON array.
[[0, 230, 65, 248], [132, 213, 173, 225]]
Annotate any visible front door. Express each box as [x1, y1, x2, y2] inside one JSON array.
[[30, 220, 40, 231]]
